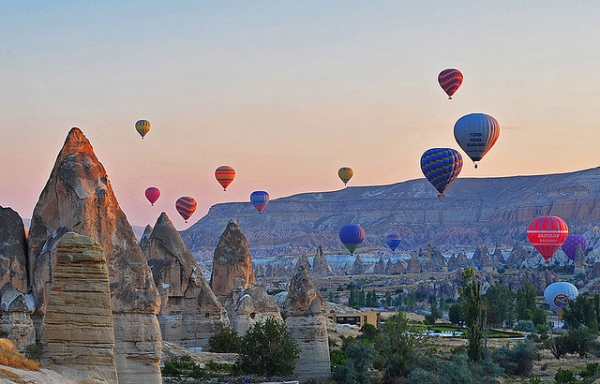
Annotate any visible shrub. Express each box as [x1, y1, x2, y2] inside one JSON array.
[[208, 327, 242, 353], [0, 339, 39, 371], [161, 355, 207, 380], [515, 320, 536, 333], [554, 368, 577, 384], [491, 340, 539, 376], [236, 317, 300, 377]]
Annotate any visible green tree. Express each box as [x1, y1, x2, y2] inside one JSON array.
[[459, 267, 484, 362], [448, 301, 464, 326], [484, 283, 515, 328], [562, 294, 599, 333], [332, 340, 376, 384], [208, 327, 242, 353], [236, 318, 300, 377], [379, 312, 420, 382], [405, 292, 416, 311], [384, 292, 393, 308], [515, 281, 537, 321]]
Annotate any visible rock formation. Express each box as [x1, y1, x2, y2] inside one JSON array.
[[142, 212, 229, 349], [298, 253, 311, 270], [210, 219, 281, 334], [311, 246, 332, 277], [210, 219, 256, 303], [27, 128, 162, 383], [44, 232, 117, 383], [351, 255, 365, 275], [284, 266, 330, 382], [0, 207, 35, 347]]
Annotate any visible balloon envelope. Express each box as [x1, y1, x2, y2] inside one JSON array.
[[144, 187, 160, 206], [438, 68, 463, 99], [339, 224, 365, 254], [386, 233, 401, 252], [215, 166, 236, 191], [250, 191, 269, 213], [561, 234, 587, 261], [527, 216, 569, 263], [420, 148, 463, 198], [175, 196, 197, 222], [453, 113, 500, 167], [338, 167, 353, 186], [544, 282, 578, 313], [135, 120, 151, 139]]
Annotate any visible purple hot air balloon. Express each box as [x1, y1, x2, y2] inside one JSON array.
[[386, 233, 401, 252], [561, 234, 587, 261], [339, 224, 365, 254]]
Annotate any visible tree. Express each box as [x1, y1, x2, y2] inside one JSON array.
[[448, 301, 464, 326], [379, 312, 420, 382], [405, 292, 416, 311], [208, 327, 242, 353], [459, 267, 483, 362], [236, 318, 300, 377], [484, 284, 515, 328], [562, 295, 599, 333], [332, 340, 376, 384], [515, 281, 537, 321]]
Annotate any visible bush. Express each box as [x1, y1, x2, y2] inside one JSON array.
[[554, 368, 577, 384], [491, 340, 539, 376], [515, 320, 537, 333], [161, 355, 208, 380], [208, 327, 242, 353], [0, 339, 39, 371], [236, 317, 300, 377]]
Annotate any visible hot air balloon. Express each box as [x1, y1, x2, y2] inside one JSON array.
[[386, 233, 401, 252], [339, 224, 365, 254], [527, 216, 569, 263], [144, 187, 160, 206], [135, 120, 151, 139], [175, 196, 197, 223], [561, 234, 587, 261], [215, 166, 236, 191], [420, 148, 463, 198], [338, 167, 353, 186], [453, 113, 500, 168], [544, 282, 578, 314], [438, 68, 463, 99], [250, 191, 269, 213]]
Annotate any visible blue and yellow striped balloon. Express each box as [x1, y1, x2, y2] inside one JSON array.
[[135, 120, 151, 139], [420, 148, 463, 198]]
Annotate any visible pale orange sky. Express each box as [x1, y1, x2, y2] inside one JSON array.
[[1, 2, 600, 230]]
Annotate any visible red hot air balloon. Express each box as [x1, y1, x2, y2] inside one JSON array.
[[438, 68, 463, 99], [527, 216, 569, 263], [144, 187, 160, 206], [215, 166, 236, 191], [175, 196, 197, 223]]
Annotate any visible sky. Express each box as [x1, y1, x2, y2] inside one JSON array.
[[1, 1, 600, 230]]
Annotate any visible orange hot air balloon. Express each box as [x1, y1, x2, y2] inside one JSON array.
[[144, 187, 160, 206], [175, 196, 197, 223], [338, 167, 353, 186], [215, 166, 236, 191], [527, 216, 569, 263], [135, 120, 151, 139]]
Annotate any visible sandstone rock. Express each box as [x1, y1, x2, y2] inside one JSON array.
[[373, 256, 385, 275], [231, 285, 282, 335], [0, 207, 28, 293], [27, 128, 161, 384], [312, 246, 332, 277], [298, 253, 311, 270], [406, 253, 421, 274], [44, 232, 117, 383], [284, 266, 330, 382], [351, 255, 365, 275], [143, 212, 229, 349], [210, 219, 256, 303], [139, 224, 153, 251]]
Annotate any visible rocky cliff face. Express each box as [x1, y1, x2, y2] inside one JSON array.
[[182, 167, 600, 256], [142, 212, 229, 349], [0, 207, 28, 293], [210, 219, 281, 335], [44, 232, 118, 383], [27, 128, 162, 384], [284, 266, 330, 382]]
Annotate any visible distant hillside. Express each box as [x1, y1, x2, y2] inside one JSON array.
[[181, 167, 600, 257]]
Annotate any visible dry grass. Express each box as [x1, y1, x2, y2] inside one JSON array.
[[0, 339, 40, 371]]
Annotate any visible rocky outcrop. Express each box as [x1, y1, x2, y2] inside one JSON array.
[[44, 232, 117, 383], [406, 253, 421, 274], [27, 128, 161, 384], [210, 219, 281, 335], [312, 246, 332, 277], [143, 212, 229, 349], [285, 266, 330, 382], [373, 256, 386, 275], [210, 219, 256, 303], [351, 255, 365, 275], [298, 253, 310, 270], [0, 207, 34, 347]]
